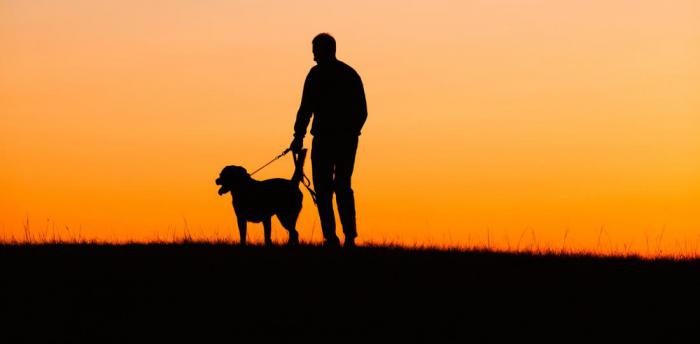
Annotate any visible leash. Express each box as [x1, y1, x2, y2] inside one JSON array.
[[299, 168, 317, 205], [249, 148, 291, 176], [249, 148, 318, 206]]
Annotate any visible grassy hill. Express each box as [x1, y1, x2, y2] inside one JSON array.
[[1, 243, 698, 343]]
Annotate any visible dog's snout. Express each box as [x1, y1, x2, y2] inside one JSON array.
[[215, 177, 222, 185]]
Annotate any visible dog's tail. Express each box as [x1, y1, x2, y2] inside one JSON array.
[[291, 148, 307, 184]]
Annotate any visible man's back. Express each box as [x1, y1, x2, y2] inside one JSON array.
[[294, 60, 367, 138]]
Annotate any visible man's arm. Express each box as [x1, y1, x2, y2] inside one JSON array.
[[357, 75, 368, 133], [293, 71, 315, 139]]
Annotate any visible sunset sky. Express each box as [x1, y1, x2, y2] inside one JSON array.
[[2, 1, 699, 255]]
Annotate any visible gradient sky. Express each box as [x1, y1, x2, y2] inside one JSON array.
[[2, 1, 699, 255]]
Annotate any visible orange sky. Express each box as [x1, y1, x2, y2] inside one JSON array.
[[2, 1, 699, 255]]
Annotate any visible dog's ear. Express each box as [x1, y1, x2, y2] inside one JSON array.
[[228, 166, 249, 180]]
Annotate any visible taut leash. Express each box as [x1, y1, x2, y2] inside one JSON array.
[[249, 148, 291, 176]]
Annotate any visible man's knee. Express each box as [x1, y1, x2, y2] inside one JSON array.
[[313, 173, 334, 197], [334, 181, 353, 198], [315, 190, 333, 203]]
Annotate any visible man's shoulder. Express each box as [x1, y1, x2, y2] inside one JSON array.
[[308, 64, 320, 74], [336, 60, 362, 81], [308, 61, 361, 80], [305, 65, 320, 80], [337, 60, 358, 73]]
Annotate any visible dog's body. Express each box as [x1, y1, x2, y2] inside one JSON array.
[[216, 150, 306, 245]]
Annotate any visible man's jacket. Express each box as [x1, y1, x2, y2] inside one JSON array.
[[294, 60, 368, 139]]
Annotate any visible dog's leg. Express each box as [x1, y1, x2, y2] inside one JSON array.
[[279, 214, 300, 246], [237, 217, 247, 246], [263, 217, 272, 246]]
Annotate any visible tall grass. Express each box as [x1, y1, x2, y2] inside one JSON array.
[[3, 216, 698, 260]]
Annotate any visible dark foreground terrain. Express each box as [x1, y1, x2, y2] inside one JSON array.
[[1, 244, 698, 343]]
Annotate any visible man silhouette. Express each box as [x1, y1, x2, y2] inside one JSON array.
[[289, 33, 367, 248]]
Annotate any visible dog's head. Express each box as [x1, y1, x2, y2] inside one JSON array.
[[215, 165, 250, 195]]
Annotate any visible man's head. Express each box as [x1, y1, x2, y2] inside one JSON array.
[[312, 33, 336, 64]]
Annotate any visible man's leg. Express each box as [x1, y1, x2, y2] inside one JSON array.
[[311, 137, 339, 245], [334, 137, 359, 241]]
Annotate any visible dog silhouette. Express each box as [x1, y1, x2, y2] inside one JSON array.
[[216, 150, 308, 245]]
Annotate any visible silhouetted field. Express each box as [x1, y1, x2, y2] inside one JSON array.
[[1, 243, 698, 343]]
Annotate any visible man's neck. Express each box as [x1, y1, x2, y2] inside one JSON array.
[[317, 57, 338, 66]]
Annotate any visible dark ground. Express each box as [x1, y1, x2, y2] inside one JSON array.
[[1, 244, 698, 343]]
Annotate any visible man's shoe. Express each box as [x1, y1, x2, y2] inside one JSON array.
[[344, 238, 356, 248], [323, 238, 341, 248], [287, 233, 299, 246]]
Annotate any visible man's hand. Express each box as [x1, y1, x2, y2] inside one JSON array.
[[289, 136, 304, 154]]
